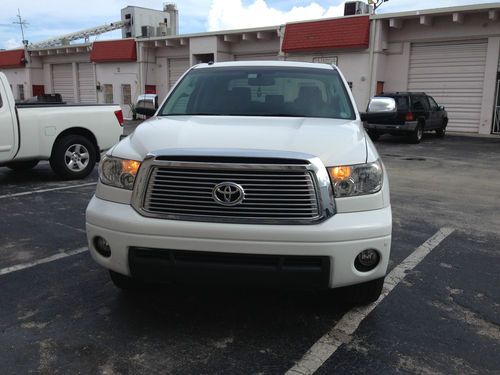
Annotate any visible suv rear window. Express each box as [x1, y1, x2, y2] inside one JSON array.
[[380, 95, 409, 112], [159, 66, 355, 120]]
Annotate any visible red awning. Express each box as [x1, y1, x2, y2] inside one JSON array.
[[90, 39, 137, 63], [282, 16, 370, 53], [0, 49, 26, 68]]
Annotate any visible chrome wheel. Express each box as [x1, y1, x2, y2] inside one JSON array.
[[64, 144, 90, 171], [417, 125, 423, 141]]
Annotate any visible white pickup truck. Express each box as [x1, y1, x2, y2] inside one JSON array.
[[0, 72, 123, 179], [86, 61, 392, 305]]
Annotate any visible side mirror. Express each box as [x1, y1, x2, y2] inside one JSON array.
[[136, 94, 158, 117], [439, 105, 445, 111]]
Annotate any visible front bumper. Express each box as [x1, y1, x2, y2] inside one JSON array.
[[86, 196, 392, 289], [364, 121, 418, 132]]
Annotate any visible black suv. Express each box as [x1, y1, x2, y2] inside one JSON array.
[[360, 92, 448, 143]]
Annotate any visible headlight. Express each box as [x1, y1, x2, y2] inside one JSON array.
[[99, 156, 141, 190], [328, 160, 383, 197]]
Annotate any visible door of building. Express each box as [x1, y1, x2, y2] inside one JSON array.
[[168, 58, 190, 90], [78, 63, 97, 104], [408, 40, 487, 133], [52, 64, 75, 103]]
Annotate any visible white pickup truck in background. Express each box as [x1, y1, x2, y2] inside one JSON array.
[[0, 72, 123, 179]]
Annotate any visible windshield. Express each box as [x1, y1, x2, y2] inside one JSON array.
[[159, 66, 355, 120]]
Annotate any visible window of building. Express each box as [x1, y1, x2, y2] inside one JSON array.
[[103, 84, 113, 104], [121, 84, 132, 105], [17, 84, 25, 101]]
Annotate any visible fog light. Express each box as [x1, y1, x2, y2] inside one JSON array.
[[93, 236, 111, 258], [355, 249, 380, 272]]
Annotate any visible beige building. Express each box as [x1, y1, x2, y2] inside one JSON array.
[[1, 3, 500, 135]]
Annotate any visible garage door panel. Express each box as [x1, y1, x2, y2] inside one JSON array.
[[234, 53, 279, 61], [168, 58, 190, 89], [408, 40, 487, 133], [52, 64, 74, 103], [410, 66, 486, 75], [78, 63, 96, 104]]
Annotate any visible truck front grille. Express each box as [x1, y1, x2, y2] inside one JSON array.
[[140, 164, 321, 224]]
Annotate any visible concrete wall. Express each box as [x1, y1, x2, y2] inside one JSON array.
[[95, 62, 138, 119], [0, 68, 26, 100]]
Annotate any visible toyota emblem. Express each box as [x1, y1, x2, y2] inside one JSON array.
[[212, 182, 245, 206]]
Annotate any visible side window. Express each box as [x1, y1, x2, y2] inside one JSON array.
[[428, 96, 439, 110], [411, 96, 429, 112], [395, 96, 409, 112], [103, 84, 113, 104]]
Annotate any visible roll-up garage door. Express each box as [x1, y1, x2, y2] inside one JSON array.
[[52, 64, 75, 103], [168, 58, 190, 89], [408, 40, 487, 133], [78, 63, 97, 104], [234, 53, 279, 61]]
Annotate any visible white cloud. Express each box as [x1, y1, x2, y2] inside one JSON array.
[[0, 0, 493, 48], [4, 39, 22, 50], [207, 0, 346, 31]]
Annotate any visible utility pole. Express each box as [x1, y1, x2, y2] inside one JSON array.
[[13, 9, 29, 47], [369, 0, 389, 13]]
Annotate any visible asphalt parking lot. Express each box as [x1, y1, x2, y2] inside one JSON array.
[[0, 128, 499, 374]]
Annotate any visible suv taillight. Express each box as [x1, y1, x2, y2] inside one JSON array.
[[114, 110, 124, 126], [405, 112, 414, 121]]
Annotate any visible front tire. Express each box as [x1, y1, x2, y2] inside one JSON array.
[[6, 160, 39, 171], [436, 119, 447, 138], [343, 277, 385, 305], [50, 134, 97, 180]]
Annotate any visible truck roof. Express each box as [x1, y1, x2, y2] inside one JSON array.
[[379, 92, 427, 96], [192, 61, 337, 71]]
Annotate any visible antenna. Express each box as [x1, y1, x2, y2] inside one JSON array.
[[368, 0, 389, 13], [13, 8, 29, 47]]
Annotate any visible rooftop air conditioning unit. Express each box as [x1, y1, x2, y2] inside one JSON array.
[[141, 26, 155, 38], [344, 1, 370, 16]]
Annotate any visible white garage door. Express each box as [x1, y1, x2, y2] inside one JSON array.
[[52, 64, 75, 103], [78, 63, 97, 104], [168, 58, 190, 89], [234, 53, 279, 61], [408, 40, 487, 133]]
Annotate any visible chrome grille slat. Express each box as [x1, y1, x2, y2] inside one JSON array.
[[146, 199, 318, 208], [147, 207, 318, 215], [140, 162, 321, 223]]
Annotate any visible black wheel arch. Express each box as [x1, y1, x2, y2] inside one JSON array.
[[51, 127, 100, 161]]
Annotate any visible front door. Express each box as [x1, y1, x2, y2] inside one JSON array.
[[0, 80, 17, 163], [427, 96, 442, 129]]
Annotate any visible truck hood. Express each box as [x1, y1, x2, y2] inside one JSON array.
[[113, 116, 368, 166]]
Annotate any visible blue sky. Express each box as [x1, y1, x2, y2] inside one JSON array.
[[0, 0, 493, 49]]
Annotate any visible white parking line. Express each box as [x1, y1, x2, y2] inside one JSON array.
[[0, 247, 88, 276], [0, 182, 97, 200], [286, 227, 455, 375]]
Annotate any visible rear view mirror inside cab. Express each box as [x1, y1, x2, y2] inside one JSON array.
[[247, 73, 276, 86]]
